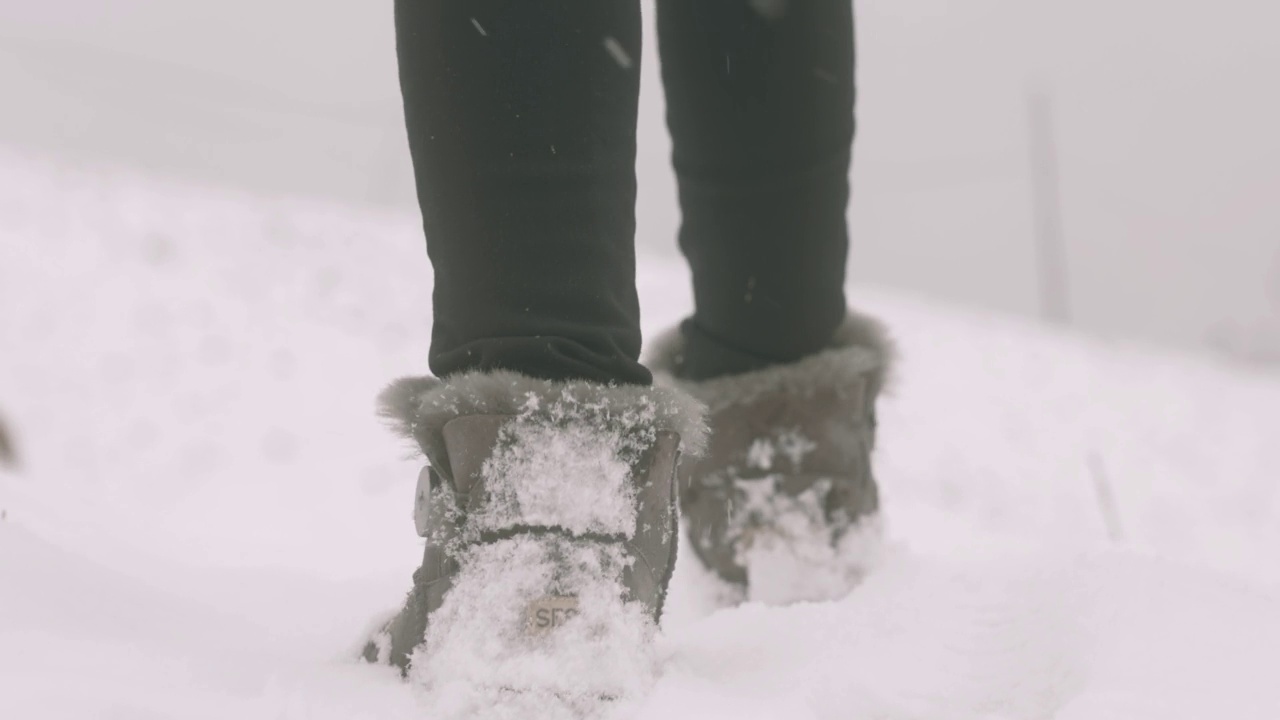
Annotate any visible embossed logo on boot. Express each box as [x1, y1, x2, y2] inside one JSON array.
[[526, 595, 579, 635]]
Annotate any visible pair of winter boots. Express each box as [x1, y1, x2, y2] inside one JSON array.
[[361, 313, 890, 713]]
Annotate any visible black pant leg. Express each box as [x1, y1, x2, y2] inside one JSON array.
[[656, 0, 855, 380], [395, 0, 649, 385]]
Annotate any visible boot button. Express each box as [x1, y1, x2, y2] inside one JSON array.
[[414, 466, 432, 537]]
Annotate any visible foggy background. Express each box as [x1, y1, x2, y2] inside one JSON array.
[[5, 4, 1280, 714], [3, 0, 1279, 364]]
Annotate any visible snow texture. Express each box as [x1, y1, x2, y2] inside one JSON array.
[[733, 478, 882, 606], [3, 150, 1280, 719], [692, 428, 882, 606], [413, 537, 655, 718], [477, 419, 639, 537]]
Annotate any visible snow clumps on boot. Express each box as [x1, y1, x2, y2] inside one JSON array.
[[365, 370, 706, 717], [646, 310, 893, 605]]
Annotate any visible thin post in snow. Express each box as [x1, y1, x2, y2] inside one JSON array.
[[0, 412, 16, 469], [1087, 452, 1125, 543], [1027, 88, 1072, 325]]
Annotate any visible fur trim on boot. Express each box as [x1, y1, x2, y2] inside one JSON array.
[[378, 370, 708, 482], [644, 308, 894, 410]]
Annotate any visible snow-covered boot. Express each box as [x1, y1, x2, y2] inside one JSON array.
[[361, 371, 705, 714], [646, 311, 891, 605]]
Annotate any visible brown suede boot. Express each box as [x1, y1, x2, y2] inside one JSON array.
[[646, 311, 891, 605], [361, 371, 705, 712]]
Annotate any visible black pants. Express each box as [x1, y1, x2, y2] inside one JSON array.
[[396, 0, 854, 385]]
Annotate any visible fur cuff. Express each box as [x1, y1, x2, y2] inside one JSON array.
[[378, 371, 708, 478], [644, 310, 894, 411]]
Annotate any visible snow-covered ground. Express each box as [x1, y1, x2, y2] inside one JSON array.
[[2, 149, 1279, 719]]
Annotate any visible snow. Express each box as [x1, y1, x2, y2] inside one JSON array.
[[3, 148, 1280, 718], [414, 537, 654, 718], [477, 410, 639, 538]]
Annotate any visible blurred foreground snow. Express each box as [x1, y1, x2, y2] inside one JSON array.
[[2, 151, 1279, 719]]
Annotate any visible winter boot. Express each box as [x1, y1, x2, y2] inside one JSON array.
[[646, 311, 891, 605], [360, 371, 705, 714]]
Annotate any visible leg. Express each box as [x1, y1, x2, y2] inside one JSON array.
[[396, 0, 648, 384], [656, 0, 855, 380]]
